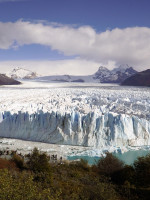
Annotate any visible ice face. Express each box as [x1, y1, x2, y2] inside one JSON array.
[[0, 110, 149, 148], [0, 82, 150, 149]]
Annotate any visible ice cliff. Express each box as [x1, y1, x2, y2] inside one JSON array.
[[0, 110, 149, 148]]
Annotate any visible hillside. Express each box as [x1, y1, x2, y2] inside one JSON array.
[[121, 69, 150, 86], [0, 74, 21, 85]]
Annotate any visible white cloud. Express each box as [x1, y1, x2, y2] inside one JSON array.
[[0, 20, 150, 71]]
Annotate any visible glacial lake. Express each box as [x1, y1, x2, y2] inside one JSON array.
[[68, 149, 150, 165]]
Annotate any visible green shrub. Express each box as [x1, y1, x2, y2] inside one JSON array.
[[11, 153, 25, 170], [134, 153, 150, 187], [75, 158, 89, 171], [97, 152, 124, 177], [0, 169, 59, 200], [26, 148, 52, 185], [27, 148, 51, 173], [112, 165, 135, 185]]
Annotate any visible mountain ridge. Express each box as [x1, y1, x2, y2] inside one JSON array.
[[7, 65, 137, 83], [36, 64, 137, 83], [93, 64, 137, 83]]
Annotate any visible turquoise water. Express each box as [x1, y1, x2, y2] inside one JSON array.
[[68, 149, 150, 165]]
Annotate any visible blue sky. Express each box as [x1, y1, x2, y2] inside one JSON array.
[[0, 0, 150, 75], [1, 0, 150, 29]]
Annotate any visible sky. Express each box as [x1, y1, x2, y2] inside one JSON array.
[[0, 0, 150, 75]]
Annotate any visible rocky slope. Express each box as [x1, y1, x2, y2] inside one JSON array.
[[121, 69, 150, 86], [0, 74, 21, 85]]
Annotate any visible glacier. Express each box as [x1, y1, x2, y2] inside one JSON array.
[[0, 81, 150, 153], [0, 110, 149, 148]]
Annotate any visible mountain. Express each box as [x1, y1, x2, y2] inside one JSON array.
[[37, 64, 137, 83], [7, 67, 38, 80], [121, 69, 150, 86], [0, 74, 21, 85], [93, 64, 137, 83], [93, 66, 110, 80]]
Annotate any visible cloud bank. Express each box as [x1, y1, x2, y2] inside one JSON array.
[[0, 20, 150, 70]]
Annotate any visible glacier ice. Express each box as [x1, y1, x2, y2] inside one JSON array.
[[0, 110, 149, 148], [0, 82, 150, 151]]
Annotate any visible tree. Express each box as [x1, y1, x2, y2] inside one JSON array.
[[27, 147, 50, 173], [27, 148, 52, 185], [112, 165, 135, 185], [97, 152, 124, 177], [11, 153, 25, 170], [134, 153, 150, 187]]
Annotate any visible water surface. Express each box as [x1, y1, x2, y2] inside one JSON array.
[[68, 149, 150, 165]]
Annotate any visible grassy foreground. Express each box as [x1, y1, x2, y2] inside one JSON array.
[[0, 148, 150, 200]]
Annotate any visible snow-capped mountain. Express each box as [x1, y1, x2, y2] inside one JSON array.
[[7, 67, 39, 80], [7, 65, 137, 83], [93, 64, 137, 83], [37, 64, 137, 83], [93, 66, 111, 80]]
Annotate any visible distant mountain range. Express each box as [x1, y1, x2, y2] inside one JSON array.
[[6, 65, 137, 84], [7, 67, 39, 80], [0, 74, 21, 85], [93, 64, 137, 83], [36, 64, 137, 83], [122, 69, 150, 86], [2, 66, 150, 86]]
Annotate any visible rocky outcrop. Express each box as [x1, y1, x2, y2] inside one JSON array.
[[0, 74, 21, 85]]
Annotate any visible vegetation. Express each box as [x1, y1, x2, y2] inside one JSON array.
[[97, 152, 124, 176], [0, 148, 150, 200], [134, 154, 150, 187]]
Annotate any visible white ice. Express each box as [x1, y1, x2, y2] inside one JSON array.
[[0, 81, 150, 155]]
